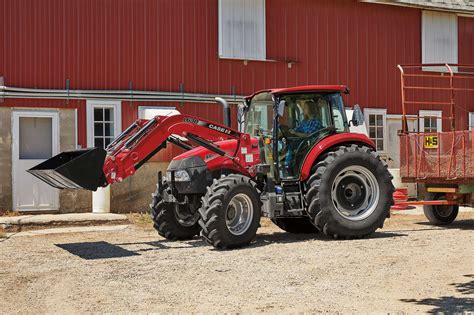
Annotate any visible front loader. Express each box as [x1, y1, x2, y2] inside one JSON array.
[[29, 85, 394, 249]]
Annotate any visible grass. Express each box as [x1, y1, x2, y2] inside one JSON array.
[[127, 212, 154, 229], [0, 210, 21, 217]]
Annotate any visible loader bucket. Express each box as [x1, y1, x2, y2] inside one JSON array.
[[27, 148, 107, 191]]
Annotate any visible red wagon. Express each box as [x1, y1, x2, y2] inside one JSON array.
[[397, 64, 474, 224]]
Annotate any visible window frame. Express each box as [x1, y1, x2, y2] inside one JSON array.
[[86, 100, 122, 148], [419, 110, 442, 133], [137, 106, 179, 120], [422, 10, 458, 69], [364, 108, 387, 153], [218, 0, 266, 61]]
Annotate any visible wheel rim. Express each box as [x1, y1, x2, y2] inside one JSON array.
[[226, 193, 254, 235], [433, 198, 454, 218], [174, 205, 199, 227], [435, 206, 454, 217], [331, 165, 380, 221]]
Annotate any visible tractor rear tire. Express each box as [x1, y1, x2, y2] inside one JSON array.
[[199, 174, 261, 249], [423, 192, 459, 225], [305, 145, 394, 239], [271, 218, 319, 234], [150, 182, 200, 241]]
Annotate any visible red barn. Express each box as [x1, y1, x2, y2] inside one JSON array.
[[1, 0, 473, 212]]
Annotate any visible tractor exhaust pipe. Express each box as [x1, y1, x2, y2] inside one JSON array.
[[215, 97, 230, 127]]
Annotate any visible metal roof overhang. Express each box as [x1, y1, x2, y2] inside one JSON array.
[[360, 0, 474, 15]]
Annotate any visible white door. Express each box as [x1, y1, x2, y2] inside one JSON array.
[[12, 111, 59, 211]]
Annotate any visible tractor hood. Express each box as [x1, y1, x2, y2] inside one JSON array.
[[171, 137, 259, 176], [173, 139, 240, 163], [166, 139, 251, 194]]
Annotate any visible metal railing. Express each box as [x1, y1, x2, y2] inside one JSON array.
[[398, 64, 474, 182], [398, 64, 474, 133]]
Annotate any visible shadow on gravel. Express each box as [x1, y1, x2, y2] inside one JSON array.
[[56, 238, 209, 259], [400, 275, 474, 313], [56, 231, 407, 257], [416, 219, 474, 231], [248, 231, 407, 248], [116, 238, 208, 251], [56, 241, 141, 260], [389, 219, 474, 233]]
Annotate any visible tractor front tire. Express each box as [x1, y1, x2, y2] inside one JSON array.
[[150, 182, 200, 241], [271, 218, 319, 234], [423, 192, 459, 225], [305, 145, 394, 238], [199, 174, 261, 249]]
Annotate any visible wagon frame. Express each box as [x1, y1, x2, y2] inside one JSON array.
[[396, 64, 474, 224]]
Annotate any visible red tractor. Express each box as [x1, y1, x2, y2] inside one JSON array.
[[30, 85, 394, 249]]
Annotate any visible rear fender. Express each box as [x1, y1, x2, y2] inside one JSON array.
[[299, 133, 375, 181]]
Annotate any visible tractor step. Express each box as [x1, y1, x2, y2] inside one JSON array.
[[28, 148, 107, 191]]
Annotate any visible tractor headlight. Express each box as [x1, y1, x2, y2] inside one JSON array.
[[173, 170, 191, 182]]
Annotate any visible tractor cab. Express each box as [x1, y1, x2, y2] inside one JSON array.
[[244, 86, 351, 180]]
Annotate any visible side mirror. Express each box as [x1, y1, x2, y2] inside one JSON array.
[[277, 100, 286, 117], [351, 104, 364, 127]]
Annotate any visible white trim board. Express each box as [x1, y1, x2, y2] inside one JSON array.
[[86, 100, 122, 148], [419, 110, 442, 132], [138, 106, 179, 119], [468, 112, 474, 130], [364, 108, 387, 152]]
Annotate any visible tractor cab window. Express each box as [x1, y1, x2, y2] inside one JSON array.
[[328, 93, 348, 133], [245, 92, 275, 170], [245, 93, 273, 137], [278, 92, 345, 178]]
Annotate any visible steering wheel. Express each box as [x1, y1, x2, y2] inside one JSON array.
[[279, 124, 293, 143], [293, 128, 328, 159]]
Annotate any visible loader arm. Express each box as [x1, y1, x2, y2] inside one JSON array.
[[102, 114, 253, 186], [28, 114, 255, 191]]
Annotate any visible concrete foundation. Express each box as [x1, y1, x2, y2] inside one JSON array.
[[57, 109, 92, 213], [110, 161, 169, 213], [0, 106, 169, 214], [0, 107, 13, 211]]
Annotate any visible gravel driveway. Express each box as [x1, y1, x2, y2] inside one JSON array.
[[1, 212, 473, 313]]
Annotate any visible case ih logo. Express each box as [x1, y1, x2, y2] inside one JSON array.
[[183, 117, 232, 135], [208, 124, 232, 135]]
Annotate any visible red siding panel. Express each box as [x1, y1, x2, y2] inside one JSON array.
[[1, 0, 474, 160]]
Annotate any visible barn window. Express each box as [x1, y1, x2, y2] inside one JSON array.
[[364, 108, 386, 152], [138, 106, 180, 120], [422, 11, 458, 67], [86, 100, 122, 149], [218, 0, 266, 60], [419, 110, 442, 133]]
